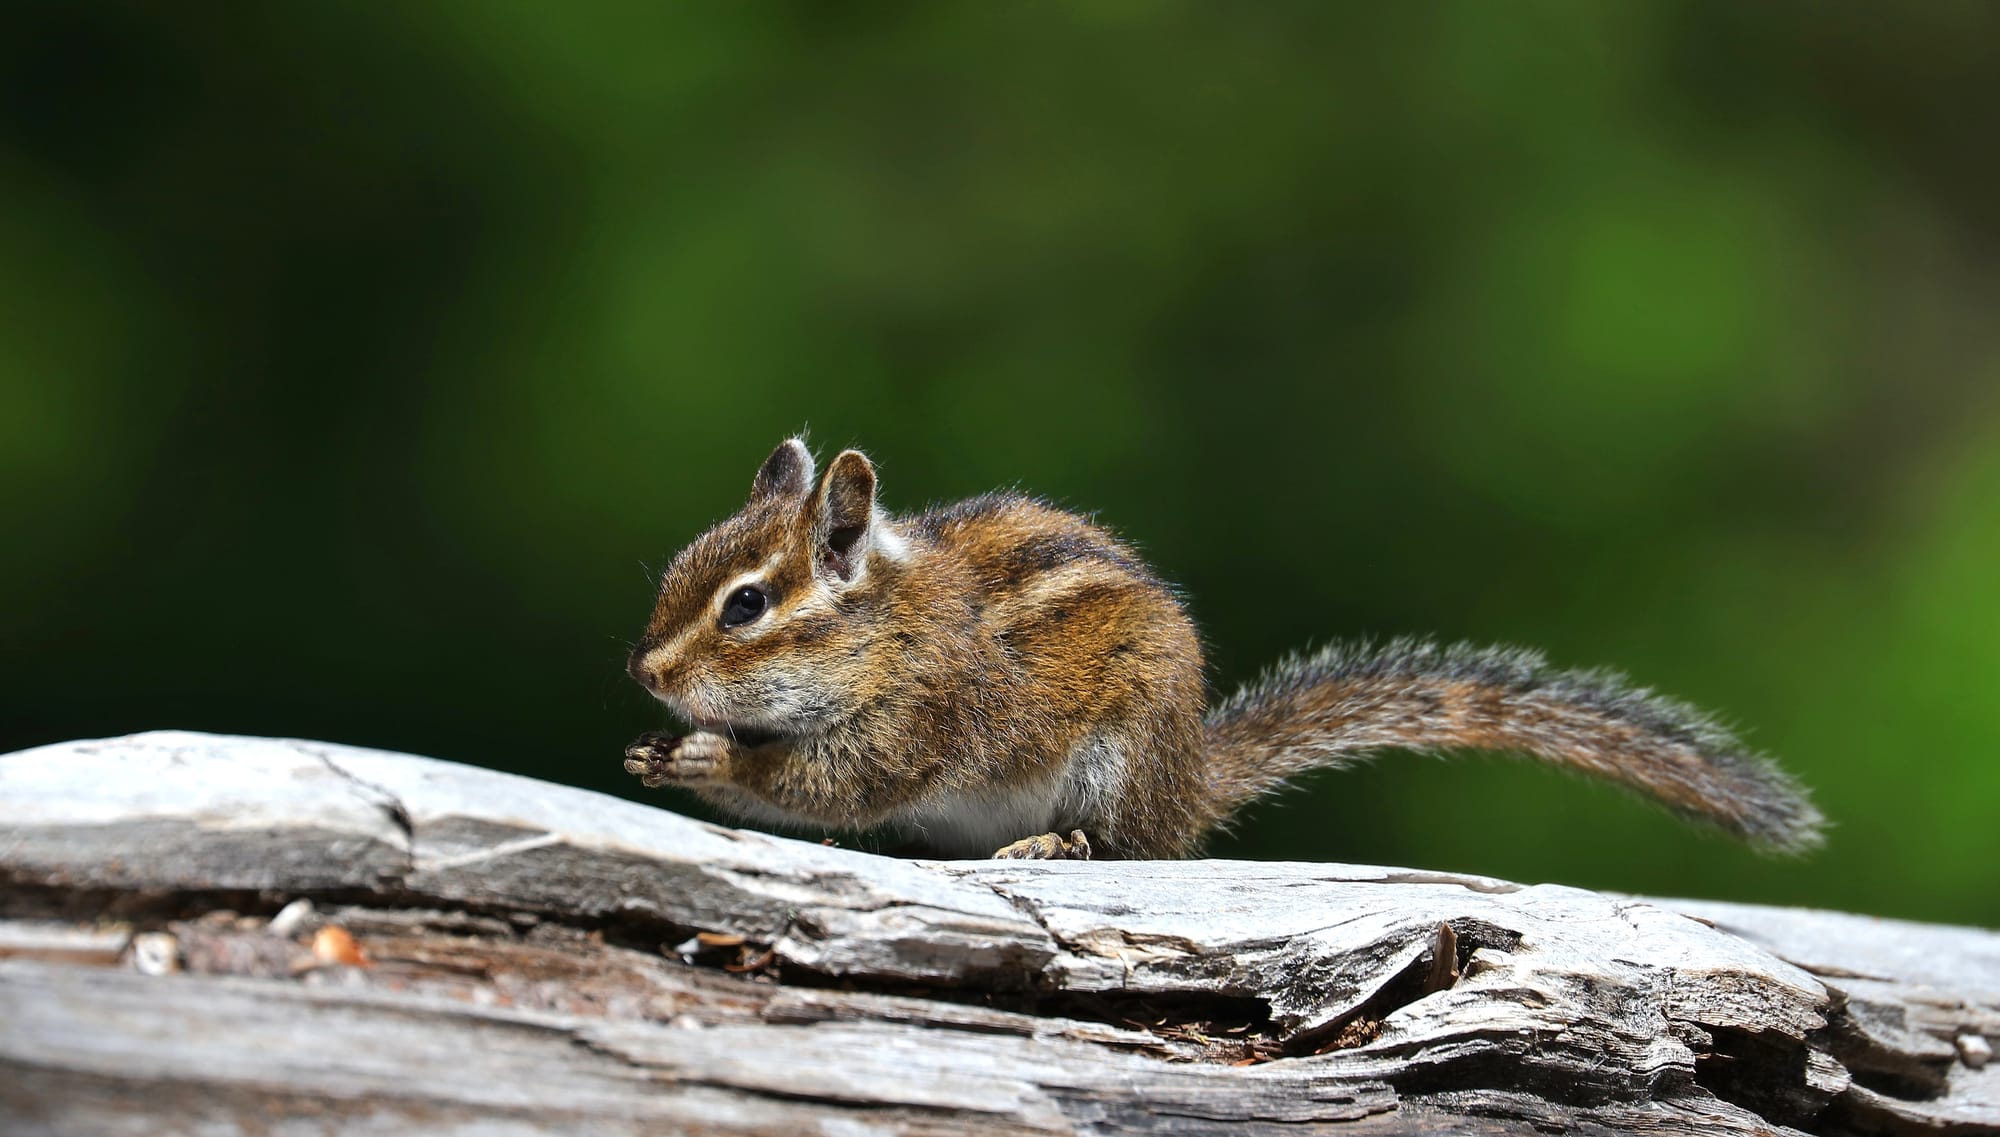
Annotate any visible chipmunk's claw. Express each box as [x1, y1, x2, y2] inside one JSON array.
[[992, 829, 1093, 861], [623, 731, 724, 787]]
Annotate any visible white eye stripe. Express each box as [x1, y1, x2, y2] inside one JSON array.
[[712, 552, 789, 617], [791, 578, 837, 616]]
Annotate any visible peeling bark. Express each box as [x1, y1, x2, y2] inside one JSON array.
[[1, 731, 1994, 1135]]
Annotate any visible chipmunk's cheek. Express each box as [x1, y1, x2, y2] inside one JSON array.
[[757, 673, 835, 724]]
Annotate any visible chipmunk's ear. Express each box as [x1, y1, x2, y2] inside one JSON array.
[[814, 449, 877, 583], [751, 437, 815, 501]]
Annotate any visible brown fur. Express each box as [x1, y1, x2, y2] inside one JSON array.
[[1201, 639, 1824, 852], [626, 440, 1824, 859]]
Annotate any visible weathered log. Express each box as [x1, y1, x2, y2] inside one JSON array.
[[0, 731, 1993, 1135]]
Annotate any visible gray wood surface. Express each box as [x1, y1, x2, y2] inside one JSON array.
[[2, 731, 1993, 1135]]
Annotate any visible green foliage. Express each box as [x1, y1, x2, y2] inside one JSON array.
[[3, 1, 1997, 922]]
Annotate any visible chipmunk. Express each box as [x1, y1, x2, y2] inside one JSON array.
[[623, 438, 1824, 860]]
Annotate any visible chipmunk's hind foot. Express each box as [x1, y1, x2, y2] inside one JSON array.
[[992, 830, 1093, 860]]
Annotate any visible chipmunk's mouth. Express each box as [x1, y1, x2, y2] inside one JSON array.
[[665, 689, 810, 747], [690, 718, 790, 748]]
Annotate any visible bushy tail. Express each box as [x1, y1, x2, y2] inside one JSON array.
[[1201, 638, 1824, 852]]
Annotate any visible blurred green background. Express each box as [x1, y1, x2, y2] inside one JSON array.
[[4, 2, 1997, 924]]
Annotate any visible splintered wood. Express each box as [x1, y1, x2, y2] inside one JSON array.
[[2, 731, 1995, 1136]]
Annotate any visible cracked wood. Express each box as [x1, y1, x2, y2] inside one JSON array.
[[1, 731, 1995, 1136]]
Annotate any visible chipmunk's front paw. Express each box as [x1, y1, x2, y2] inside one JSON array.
[[623, 731, 727, 787], [992, 829, 1093, 861]]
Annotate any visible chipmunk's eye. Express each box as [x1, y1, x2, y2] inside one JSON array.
[[720, 584, 769, 628]]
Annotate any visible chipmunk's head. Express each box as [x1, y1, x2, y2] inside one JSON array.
[[627, 438, 909, 740]]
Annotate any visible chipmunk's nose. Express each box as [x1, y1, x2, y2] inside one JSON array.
[[626, 642, 669, 694]]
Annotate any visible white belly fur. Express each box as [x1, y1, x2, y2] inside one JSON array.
[[894, 778, 1065, 857], [894, 735, 1128, 857]]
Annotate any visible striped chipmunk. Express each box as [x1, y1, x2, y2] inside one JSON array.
[[623, 438, 1824, 860]]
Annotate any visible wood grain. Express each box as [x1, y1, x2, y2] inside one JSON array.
[[2, 731, 1993, 1135]]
